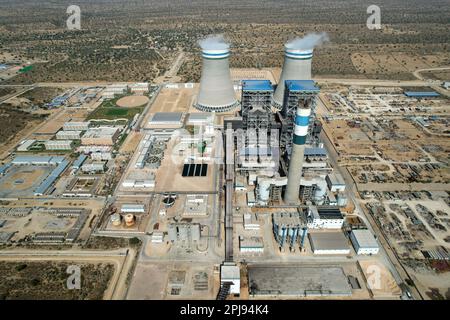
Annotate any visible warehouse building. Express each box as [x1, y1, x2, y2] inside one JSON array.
[[220, 263, 240, 296], [81, 127, 120, 146], [63, 121, 90, 131], [148, 112, 184, 127], [350, 229, 380, 255], [44, 140, 73, 151], [308, 232, 350, 255], [239, 236, 264, 253], [56, 130, 82, 140]]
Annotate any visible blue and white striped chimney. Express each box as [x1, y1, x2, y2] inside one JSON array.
[[284, 103, 311, 204]]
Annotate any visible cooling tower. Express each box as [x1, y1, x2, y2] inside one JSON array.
[[273, 47, 313, 109], [284, 101, 311, 204], [195, 48, 238, 112]]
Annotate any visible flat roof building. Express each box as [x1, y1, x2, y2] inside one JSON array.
[[121, 204, 146, 214], [149, 112, 184, 126], [81, 127, 120, 146], [308, 232, 350, 255], [56, 130, 82, 140], [220, 263, 240, 296], [350, 229, 380, 255], [44, 140, 73, 150], [63, 121, 90, 131]]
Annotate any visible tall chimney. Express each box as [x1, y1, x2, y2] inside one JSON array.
[[284, 101, 311, 204], [273, 46, 313, 109], [195, 47, 238, 113]]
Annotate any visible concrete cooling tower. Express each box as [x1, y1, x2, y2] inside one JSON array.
[[195, 47, 238, 113], [272, 47, 313, 109]]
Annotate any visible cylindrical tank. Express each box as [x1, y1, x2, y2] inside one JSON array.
[[273, 46, 313, 109], [124, 214, 135, 227], [163, 197, 175, 208], [110, 213, 121, 226]]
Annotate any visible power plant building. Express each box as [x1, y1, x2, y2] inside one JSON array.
[[240, 80, 274, 130]]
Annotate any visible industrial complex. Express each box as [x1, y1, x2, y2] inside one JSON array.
[[0, 30, 449, 303]]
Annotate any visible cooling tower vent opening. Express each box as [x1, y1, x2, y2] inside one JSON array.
[[284, 48, 314, 60], [202, 49, 231, 59]]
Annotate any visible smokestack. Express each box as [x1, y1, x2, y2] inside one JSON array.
[[284, 101, 311, 204], [195, 35, 238, 112], [273, 33, 328, 109]]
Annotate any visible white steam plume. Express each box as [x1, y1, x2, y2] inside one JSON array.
[[285, 32, 329, 50], [198, 34, 229, 51]]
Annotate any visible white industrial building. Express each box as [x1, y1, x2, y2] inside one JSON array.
[[307, 206, 344, 229], [326, 173, 346, 192], [121, 179, 155, 189], [308, 232, 350, 255], [45, 140, 73, 150], [63, 121, 90, 131], [129, 82, 149, 94], [90, 152, 112, 161], [239, 236, 264, 253], [350, 229, 380, 255], [56, 130, 82, 140], [102, 84, 128, 99], [78, 145, 112, 154], [120, 204, 146, 214], [220, 263, 240, 295], [81, 162, 105, 173]]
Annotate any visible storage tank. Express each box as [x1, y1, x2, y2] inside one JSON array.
[[110, 213, 122, 226], [124, 214, 135, 227]]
